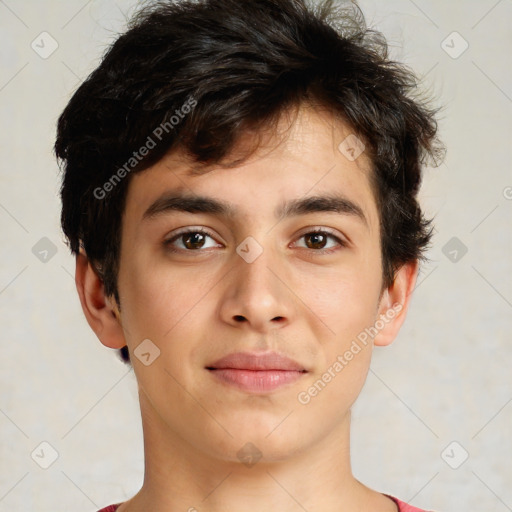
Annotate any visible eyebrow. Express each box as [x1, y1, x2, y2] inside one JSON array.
[[142, 192, 367, 226]]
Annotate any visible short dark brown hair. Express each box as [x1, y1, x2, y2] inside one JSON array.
[[55, 0, 444, 364]]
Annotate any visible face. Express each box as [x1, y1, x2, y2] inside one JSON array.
[[112, 104, 398, 463]]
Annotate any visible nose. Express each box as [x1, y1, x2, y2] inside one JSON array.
[[218, 244, 295, 333]]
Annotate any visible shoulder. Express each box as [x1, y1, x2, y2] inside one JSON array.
[[385, 494, 435, 512]]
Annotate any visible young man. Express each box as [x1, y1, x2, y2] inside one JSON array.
[[55, 0, 442, 510]]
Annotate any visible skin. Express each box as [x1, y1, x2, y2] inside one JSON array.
[[76, 104, 417, 512]]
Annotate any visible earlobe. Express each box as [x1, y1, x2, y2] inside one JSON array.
[[75, 250, 126, 349], [373, 260, 418, 347]]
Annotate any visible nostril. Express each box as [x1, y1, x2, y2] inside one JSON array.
[[233, 315, 246, 322]]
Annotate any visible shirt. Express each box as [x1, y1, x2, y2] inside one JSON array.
[[95, 495, 432, 511]]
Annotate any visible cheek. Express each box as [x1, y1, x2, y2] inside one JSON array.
[[117, 246, 199, 342], [296, 267, 380, 416], [118, 248, 226, 382], [118, 255, 210, 399], [300, 252, 382, 342], [337, 271, 380, 336]]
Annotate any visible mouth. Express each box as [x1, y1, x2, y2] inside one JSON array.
[[206, 351, 307, 393]]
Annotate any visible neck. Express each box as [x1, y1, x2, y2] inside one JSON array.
[[118, 391, 395, 512]]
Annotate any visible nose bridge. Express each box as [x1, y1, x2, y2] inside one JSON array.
[[235, 234, 282, 302], [220, 233, 293, 330]]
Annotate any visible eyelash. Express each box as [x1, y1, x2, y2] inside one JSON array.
[[163, 227, 347, 255]]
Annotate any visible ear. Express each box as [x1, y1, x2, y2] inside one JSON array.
[[75, 249, 126, 349], [373, 260, 418, 347]]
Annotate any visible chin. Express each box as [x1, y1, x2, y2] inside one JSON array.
[[204, 421, 309, 466]]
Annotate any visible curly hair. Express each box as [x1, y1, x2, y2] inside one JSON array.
[[55, 0, 444, 364]]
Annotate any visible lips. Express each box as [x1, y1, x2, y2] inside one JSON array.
[[206, 351, 307, 393], [206, 351, 306, 372]]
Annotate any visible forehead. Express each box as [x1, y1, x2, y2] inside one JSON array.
[[123, 104, 378, 230]]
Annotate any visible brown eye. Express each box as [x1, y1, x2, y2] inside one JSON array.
[[181, 232, 207, 250], [164, 228, 220, 252], [303, 232, 329, 249], [295, 229, 346, 254]]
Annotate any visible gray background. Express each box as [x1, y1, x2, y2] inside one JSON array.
[[0, 0, 511, 511]]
